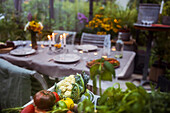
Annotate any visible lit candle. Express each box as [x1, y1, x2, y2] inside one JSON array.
[[41, 44, 45, 48], [79, 50, 83, 54], [60, 35, 63, 48], [94, 52, 98, 56], [63, 33, 66, 46], [112, 46, 116, 51], [160, 0, 164, 14], [52, 33, 55, 44], [48, 35, 51, 48]]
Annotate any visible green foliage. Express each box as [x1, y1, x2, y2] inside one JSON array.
[[162, 1, 170, 16], [77, 99, 94, 113], [90, 58, 115, 95], [0, 0, 27, 42], [0, 0, 138, 42], [113, 7, 137, 31], [52, 0, 89, 31], [71, 73, 89, 103], [78, 82, 170, 113], [165, 69, 170, 80], [151, 32, 170, 64]]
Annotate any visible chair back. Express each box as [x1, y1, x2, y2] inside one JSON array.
[[80, 33, 111, 48], [53, 30, 76, 45], [0, 59, 47, 109]]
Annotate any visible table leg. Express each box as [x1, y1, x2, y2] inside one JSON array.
[[138, 31, 154, 86], [132, 31, 154, 87], [142, 31, 153, 80]]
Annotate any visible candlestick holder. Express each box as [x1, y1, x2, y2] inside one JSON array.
[[47, 46, 54, 55]]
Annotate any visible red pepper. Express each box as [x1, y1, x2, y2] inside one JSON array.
[[52, 92, 60, 103], [21, 104, 35, 113]]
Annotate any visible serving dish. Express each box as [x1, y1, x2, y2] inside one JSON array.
[[75, 44, 98, 52], [86, 58, 120, 68], [53, 54, 80, 63], [10, 48, 36, 56]]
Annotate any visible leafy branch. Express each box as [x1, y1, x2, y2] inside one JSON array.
[[90, 58, 115, 95]]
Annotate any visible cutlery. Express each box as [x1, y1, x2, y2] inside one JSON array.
[[48, 58, 54, 62]]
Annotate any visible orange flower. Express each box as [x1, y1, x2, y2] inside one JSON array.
[[116, 25, 122, 28], [114, 19, 119, 23]]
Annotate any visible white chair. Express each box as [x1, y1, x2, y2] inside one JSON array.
[[53, 30, 77, 45], [80, 33, 111, 48], [0, 58, 48, 109]]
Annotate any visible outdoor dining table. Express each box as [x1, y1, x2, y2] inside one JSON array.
[[0, 42, 135, 90]]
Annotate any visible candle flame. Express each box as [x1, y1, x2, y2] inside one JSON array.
[[63, 33, 69, 38], [63, 33, 66, 38], [112, 46, 116, 51], [41, 44, 45, 48], [102, 56, 107, 58], [60, 35, 63, 40], [79, 50, 83, 54], [30, 44, 32, 47], [48, 35, 51, 40], [94, 52, 98, 56]]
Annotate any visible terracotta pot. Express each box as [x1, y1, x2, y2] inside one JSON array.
[[119, 32, 131, 41], [149, 61, 166, 82]]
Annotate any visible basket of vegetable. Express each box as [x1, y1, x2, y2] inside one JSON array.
[[2, 73, 94, 113]]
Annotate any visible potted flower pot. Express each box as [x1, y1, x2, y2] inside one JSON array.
[[119, 32, 131, 41], [118, 28, 131, 41], [149, 61, 166, 82]]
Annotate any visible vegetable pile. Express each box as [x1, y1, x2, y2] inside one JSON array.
[[56, 72, 89, 103], [1, 72, 89, 113]]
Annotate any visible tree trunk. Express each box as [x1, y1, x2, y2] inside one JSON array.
[[49, 0, 54, 19], [13, 0, 22, 13], [89, 0, 93, 21]]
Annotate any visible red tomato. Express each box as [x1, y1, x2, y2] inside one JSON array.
[[21, 104, 35, 113], [53, 92, 60, 103], [34, 90, 55, 110]]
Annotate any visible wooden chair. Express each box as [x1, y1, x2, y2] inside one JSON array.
[[53, 30, 77, 45], [80, 33, 111, 48], [0, 58, 48, 109]]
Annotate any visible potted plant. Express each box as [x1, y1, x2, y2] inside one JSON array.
[[162, 1, 170, 25], [116, 7, 137, 41], [149, 33, 170, 82], [157, 69, 170, 92]]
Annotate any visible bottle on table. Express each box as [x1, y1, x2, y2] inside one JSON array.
[[103, 38, 111, 57], [115, 32, 124, 58]]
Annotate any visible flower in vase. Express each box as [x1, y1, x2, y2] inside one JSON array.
[[24, 21, 43, 34]]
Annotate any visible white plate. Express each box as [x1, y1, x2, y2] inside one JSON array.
[[10, 48, 36, 56], [53, 54, 80, 63], [75, 44, 98, 51]]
